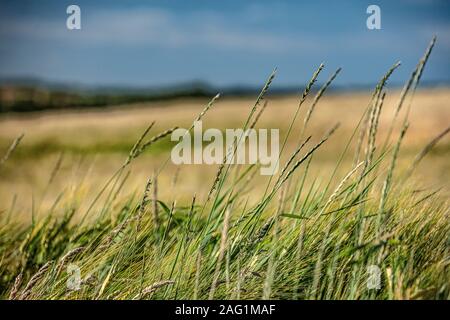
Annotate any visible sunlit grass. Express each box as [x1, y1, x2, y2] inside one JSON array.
[[0, 37, 449, 300]]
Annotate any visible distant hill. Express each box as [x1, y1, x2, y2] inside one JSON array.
[[0, 80, 215, 113], [1, 77, 448, 113]]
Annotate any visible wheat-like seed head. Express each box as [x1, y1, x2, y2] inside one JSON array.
[[194, 93, 221, 124], [123, 122, 155, 167], [57, 247, 85, 271], [304, 67, 341, 130], [0, 133, 24, 167], [19, 260, 54, 300], [135, 280, 175, 299], [133, 126, 178, 159], [9, 272, 23, 300], [279, 136, 311, 179]]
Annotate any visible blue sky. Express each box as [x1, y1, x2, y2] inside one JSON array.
[[0, 0, 449, 88]]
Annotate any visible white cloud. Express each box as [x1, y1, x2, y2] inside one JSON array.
[[0, 7, 319, 53], [1, 6, 446, 55]]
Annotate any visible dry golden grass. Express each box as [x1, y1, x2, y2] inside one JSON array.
[[0, 88, 449, 218]]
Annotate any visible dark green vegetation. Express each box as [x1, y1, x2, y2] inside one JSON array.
[[0, 83, 214, 113]]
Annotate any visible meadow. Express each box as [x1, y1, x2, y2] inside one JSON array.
[[0, 39, 449, 299]]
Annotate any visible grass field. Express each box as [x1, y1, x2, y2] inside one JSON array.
[[0, 42, 449, 299]]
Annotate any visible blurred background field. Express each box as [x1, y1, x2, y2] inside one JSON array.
[[0, 0, 449, 222], [1, 87, 449, 220]]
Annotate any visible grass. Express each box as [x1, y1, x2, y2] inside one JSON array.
[[0, 37, 449, 300]]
